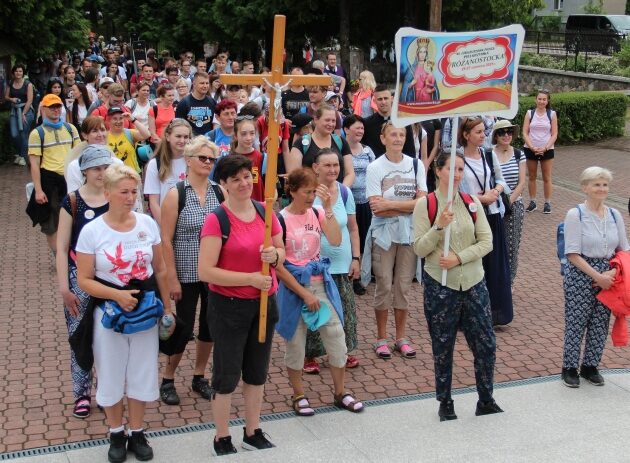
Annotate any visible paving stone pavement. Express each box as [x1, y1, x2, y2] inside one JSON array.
[[1, 138, 629, 454]]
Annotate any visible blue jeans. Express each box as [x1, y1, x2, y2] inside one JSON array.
[[9, 107, 34, 159]]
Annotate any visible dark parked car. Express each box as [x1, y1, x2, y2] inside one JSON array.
[[564, 14, 630, 55]]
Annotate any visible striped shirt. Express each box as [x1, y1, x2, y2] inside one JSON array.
[[496, 148, 524, 202], [173, 179, 222, 283]]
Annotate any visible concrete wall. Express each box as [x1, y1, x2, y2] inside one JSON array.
[[518, 65, 630, 93]]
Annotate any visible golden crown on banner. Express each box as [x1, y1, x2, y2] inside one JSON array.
[[415, 37, 431, 48]]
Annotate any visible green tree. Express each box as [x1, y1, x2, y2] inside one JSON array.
[[583, 0, 604, 13], [0, 0, 90, 58], [442, 0, 544, 31]]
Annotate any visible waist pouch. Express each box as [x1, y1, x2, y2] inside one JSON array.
[[100, 290, 164, 334]]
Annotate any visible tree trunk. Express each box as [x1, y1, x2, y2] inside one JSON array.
[[339, 0, 351, 79], [430, 0, 442, 32]]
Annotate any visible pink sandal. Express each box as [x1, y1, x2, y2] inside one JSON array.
[[394, 338, 416, 358], [374, 339, 392, 359]]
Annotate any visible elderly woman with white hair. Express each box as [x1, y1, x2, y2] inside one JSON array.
[[561, 166, 629, 388]]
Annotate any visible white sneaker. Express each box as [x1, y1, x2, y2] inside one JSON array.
[[13, 155, 21, 165], [17, 157, 26, 166]]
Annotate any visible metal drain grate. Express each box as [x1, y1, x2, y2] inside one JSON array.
[[2, 368, 629, 460]]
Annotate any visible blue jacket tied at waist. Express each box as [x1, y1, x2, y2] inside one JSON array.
[[276, 258, 344, 341]]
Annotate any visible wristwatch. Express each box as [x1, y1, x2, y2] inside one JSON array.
[[352, 256, 360, 261], [432, 223, 444, 231]]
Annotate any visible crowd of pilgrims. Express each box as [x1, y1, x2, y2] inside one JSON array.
[[7, 40, 629, 461]]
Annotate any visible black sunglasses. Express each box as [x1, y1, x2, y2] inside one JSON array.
[[192, 155, 216, 163], [496, 129, 514, 136]]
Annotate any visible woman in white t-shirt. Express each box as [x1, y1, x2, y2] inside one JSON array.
[[124, 82, 152, 127], [144, 119, 192, 225], [363, 123, 427, 360], [76, 164, 173, 462]]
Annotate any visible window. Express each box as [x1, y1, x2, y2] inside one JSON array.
[[554, 0, 564, 10]]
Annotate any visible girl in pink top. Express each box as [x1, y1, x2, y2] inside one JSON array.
[[522, 90, 558, 215]]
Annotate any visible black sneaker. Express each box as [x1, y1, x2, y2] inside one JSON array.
[[107, 430, 127, 463], [561, 367, 580, 388], [127, 430, 153, 461], [242, 427, 275, 451], [213, 435, 237, 456], [160, 382, 180, 405], [353, 280, 366, 296], [543, 202, 551, 214], [438, 399, 457, 422], [475, 399, 504, 416], [192, 377, 213, 400], [580, 365, 605, 386], [526, 200, 537, 212]]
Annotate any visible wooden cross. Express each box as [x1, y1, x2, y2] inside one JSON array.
[[220, 15, 332, 343]]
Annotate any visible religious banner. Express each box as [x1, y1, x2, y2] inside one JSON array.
[[391, 25, 525, 126]]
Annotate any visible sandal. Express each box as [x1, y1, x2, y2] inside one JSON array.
[[374, 339, 392, 359], [394, 338, 416, 358], [345, 355, 359, 369], [303, 358, 320, 375], [334, 393, 364, 413], [292, 395, 315, 417], [73, 396, 91, 419]]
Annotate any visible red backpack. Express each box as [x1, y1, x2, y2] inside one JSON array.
[[426, 191, 477, 225]]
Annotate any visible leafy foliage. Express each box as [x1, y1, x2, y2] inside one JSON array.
[[0, 0, 90, 58], [520, 52, 630, 77], [516, 92, 627, 144]]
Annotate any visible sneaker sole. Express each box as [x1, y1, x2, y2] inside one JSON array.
[[562, 380, 580, 388], [242, 442, 275, 451], [526, 207, 537, 212], [212, 448, 237, 456], [543, 210, 551, 214], [581, 376, 605, 386]]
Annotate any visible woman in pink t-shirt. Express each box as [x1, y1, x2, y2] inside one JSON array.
[[522, 90, 558, 215], [198, 154, 285, 455], [276, 168, 364, 417]]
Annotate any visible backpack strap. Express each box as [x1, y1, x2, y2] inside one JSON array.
[[36, 126, 45, 154], [339, 183, 349, 206], [312, 207, 319, 219], [153, 105, 158, 118], [123, 128, 134, 146], [276, 212, 287, 243], [427, 192, 438, 226], [331, 133, 343, 152], [513, 148, 522, 162], [300, 134, 312, 155], [213, 205, 231, 246], [458, 192, 477, 223], [427, 192, 477, 226], [210, 182, 224, 203], [546, 108, 552, 123], [63, 123, 76, 147], [214, 200, 265, 246], [130, 98, 137, 113]]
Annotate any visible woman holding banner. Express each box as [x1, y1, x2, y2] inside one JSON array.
[[458, 117, 513, 326], [413, 151, 502, 421]]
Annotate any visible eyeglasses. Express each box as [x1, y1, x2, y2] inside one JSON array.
[[496, 129, 514, 136], [236, 115, 254, 121], [192, 155, 216, 163], [176, 86, 188, 89]]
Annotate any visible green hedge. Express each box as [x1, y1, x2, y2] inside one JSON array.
[[0, 111, 12, 164], [514, 91, 627, 145]]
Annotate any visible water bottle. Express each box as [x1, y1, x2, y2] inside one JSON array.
[[159, 314, 174, 341]]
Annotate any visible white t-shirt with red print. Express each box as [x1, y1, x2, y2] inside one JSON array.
[[143, 157, 188, 205], [76, 212, 161, 287]]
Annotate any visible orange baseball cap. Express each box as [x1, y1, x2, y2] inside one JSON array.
[[41, 94, 63, 107]]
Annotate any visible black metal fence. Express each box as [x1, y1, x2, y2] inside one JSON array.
[[524, 29, 627, 71]]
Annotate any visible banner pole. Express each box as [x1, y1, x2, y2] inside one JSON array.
[[441, 116, 459, 286]]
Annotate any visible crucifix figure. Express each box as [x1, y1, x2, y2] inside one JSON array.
[[219, 15, 332, 343]]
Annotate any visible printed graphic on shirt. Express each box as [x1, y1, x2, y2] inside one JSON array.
[[381, 165, 417, 199], [187, 106, 213, 128], [103, 241, 151, 285], [283, 211, 323, 266]]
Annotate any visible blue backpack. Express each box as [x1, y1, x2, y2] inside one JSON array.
[[557, 204, 617, 275]]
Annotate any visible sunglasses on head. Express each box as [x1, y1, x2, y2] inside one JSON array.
[[236, 115, 254, 121], [496, 129, 514, 136]]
